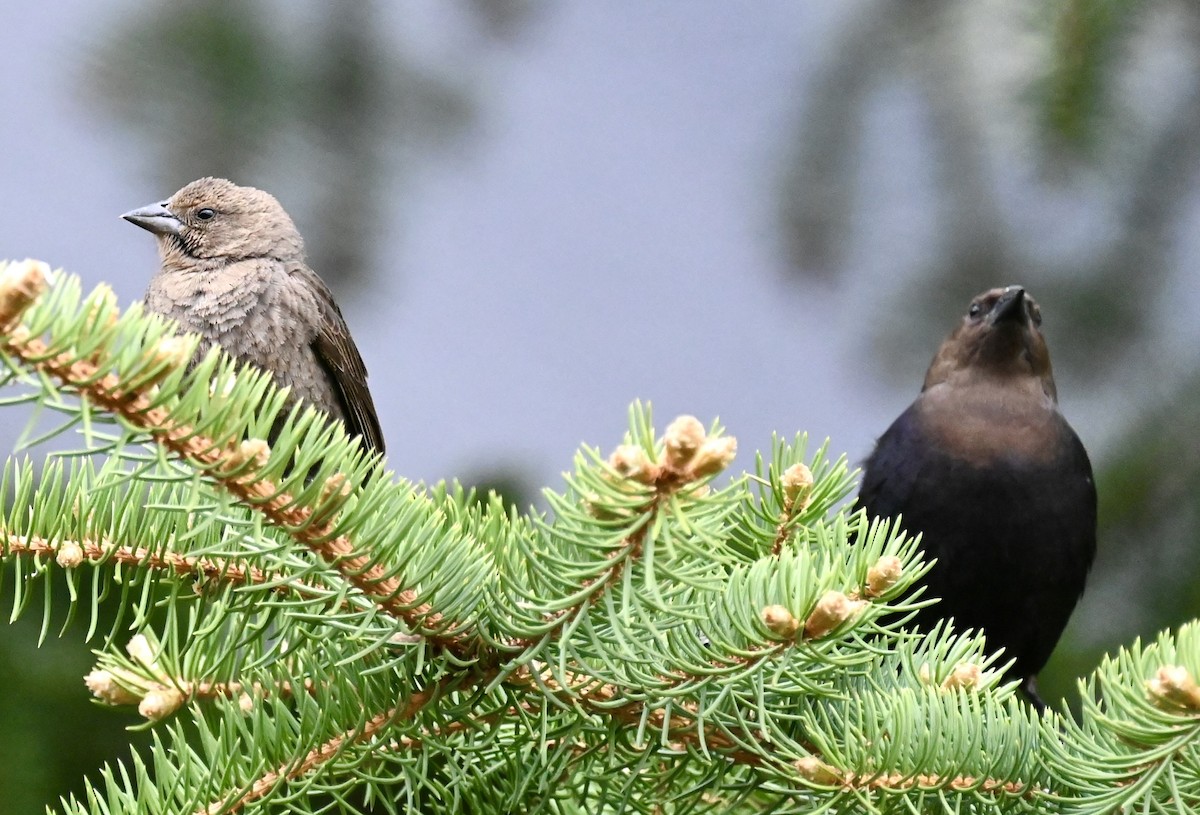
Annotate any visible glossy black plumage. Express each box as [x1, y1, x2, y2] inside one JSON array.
[[859, 286, 1096, 708]]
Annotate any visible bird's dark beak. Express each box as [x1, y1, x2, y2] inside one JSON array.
[[991, 286, 1027, 325], [121, 202, 182, 237]]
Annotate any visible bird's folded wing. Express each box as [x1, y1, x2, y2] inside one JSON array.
[[293, 264, 386, 454]]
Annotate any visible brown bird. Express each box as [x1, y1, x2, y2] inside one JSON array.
[[858, 286, 1095, 709], [122, 177, 385, 453]]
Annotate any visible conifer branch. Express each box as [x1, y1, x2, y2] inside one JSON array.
[[7, 262, 1199, 813], [772, 462, 814, 555], [0, 261, 478, 655], [204, 686, 438, 815], [5, 532, 283, 592], [515, 416, 738, 650]]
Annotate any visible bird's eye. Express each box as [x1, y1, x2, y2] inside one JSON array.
[[968, 303, 983, 319], [196, 208, 216, 221]]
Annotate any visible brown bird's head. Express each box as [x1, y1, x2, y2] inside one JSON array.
[[122, 177, 305, 265], [922, 286, 1056, 400]]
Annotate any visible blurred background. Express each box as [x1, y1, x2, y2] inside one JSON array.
[[2, 0, 1198, 808]]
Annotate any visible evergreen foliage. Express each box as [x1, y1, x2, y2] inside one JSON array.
[[0, 259, 1195, 813]]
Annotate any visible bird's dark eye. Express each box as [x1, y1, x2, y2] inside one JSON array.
[[968, 302, 983, 319], [196, 208, 215, 221]]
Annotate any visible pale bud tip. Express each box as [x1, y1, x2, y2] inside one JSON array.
[[662, 415, 706, 469], [153, 335, 192, 368], [607, 444, 657, 483], [688, 436, 737, 479], [761, 604, 800, 638], [320, 472, 351, 501], [803, 590, 866, 640], [55, 540, 85, 569], [781, 463, 815, 511], [1, 259, 50, 290], [125, 634, 157, 666], [84, 669, 140, 706], [231, 438, 271, 471], [138, 687, 185, 721], [865, 555, 904, 597], [0, 259, 49, 329], [942, 663, 984, 691], [794, 756, 842, 785], [1147, 664, 1200, 710]]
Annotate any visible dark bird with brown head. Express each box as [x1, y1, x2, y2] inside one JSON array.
[[122, 177, 385, 454], [859, 286, 1095, 709]]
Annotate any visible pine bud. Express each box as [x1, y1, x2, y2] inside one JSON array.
[[794, 756, 842, 785], [0, 259, 48, 331], [761, 604, 800, 638], [141, 335, 192, 385], [219, 438, 271, 476], [942, 663, 984, 691], [311, 472, 353, 525], [688, 436, 737, 479], [662, 415, 706, 470], [1147, 665, 1200, 710], [607, 444, 658, 484], [139, 687, 185, 721], [55, 540, 85, 569], [238, 692, 255, 714], [126, 634, 158, 667], [321, 472, 350, 501], [240, 439, 271, 469], [803, 590, 866, 640], [781, 463, 814, 512], [865, 555, 903, 597], [8, 325, 30, 346], [84, 669, 140, 706]]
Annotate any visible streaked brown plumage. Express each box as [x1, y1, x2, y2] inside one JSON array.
[[858, 286, 1095, 709], [122, 177, 384, 453]]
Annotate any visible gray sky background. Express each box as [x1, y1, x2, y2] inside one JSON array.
[[2, 2, 915, 493]]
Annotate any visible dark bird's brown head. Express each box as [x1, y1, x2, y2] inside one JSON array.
[[122, 177, 305, 266], [922, 286, 1056, 400]]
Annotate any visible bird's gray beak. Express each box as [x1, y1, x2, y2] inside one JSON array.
[[991, 286, 1027, 325], [121, 202, 182, 236]]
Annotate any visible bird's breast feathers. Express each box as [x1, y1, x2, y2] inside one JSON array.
[[915, 381, 1068, 468]]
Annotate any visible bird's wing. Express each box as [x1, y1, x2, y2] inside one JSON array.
[[292, 264, 386, 454], [858, 402, 927, 524]]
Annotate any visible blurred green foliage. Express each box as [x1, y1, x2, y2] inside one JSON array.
[[0, 585, 146, 812]]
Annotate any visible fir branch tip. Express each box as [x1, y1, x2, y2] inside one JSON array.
[[803, 590, 866, 640], [865, 555, 903, 597], [0, 259, 48, 331], [781, 463, 814, 512], [761, 604, 800, 638], [139, 687, 185, 721], [689, 436, 737, 479], [662, 415, 706, 470], [1147, 664, 1200, 710]]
